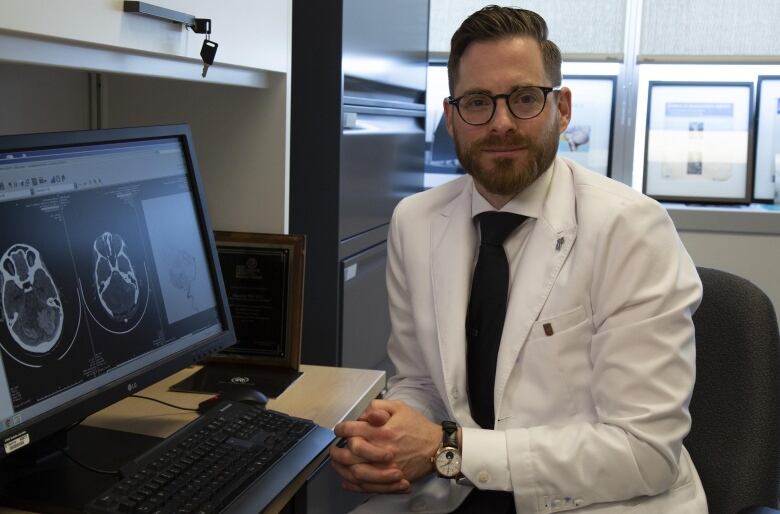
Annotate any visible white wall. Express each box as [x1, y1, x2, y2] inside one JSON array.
[[0, 62, 91, 135], [679, 231, 780, 322], [103, 72, 289, 233]]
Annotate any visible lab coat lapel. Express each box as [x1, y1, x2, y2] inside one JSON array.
[[431, 179, 477, 422], [494, 159, 578, 417]]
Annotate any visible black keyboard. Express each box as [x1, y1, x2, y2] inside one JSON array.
[[85, 400, 319, 513]]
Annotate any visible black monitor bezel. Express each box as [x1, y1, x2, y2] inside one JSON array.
[[0, 124, 235, 460]]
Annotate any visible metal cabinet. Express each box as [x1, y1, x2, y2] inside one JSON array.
[[340, 242, 393, 373]]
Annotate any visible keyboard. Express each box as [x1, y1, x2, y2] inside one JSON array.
[[85, 400, 331, 513]]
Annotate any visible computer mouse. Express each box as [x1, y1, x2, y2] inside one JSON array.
[[197, 386, 268, 413], [219, 386, 269, 408]]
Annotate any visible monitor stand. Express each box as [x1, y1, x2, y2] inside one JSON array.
[[0, 425, 162, 514], [169, 362, 302, 398]]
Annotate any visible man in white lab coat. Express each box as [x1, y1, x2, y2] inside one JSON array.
[[330, 6, 708, 513]]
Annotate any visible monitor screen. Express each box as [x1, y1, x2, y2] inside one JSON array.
[[0, 124, 234, 459]]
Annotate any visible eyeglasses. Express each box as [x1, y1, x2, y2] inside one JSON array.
[[448, 86, 561, 126]]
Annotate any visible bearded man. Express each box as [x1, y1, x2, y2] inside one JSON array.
[[330, 6, 708, 514]]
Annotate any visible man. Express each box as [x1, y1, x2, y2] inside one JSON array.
[[330, 5, 707, 513]]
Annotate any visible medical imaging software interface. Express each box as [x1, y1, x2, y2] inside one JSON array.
[[0, 138, 222, 433]]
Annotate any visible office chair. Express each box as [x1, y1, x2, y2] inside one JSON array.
[[685, 267, 780, 514]]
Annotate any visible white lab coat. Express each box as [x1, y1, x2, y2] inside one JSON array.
[[352, 157, 708, 514]]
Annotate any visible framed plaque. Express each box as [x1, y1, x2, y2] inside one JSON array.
[[560, 75, 617, 177], [171, 231, 306, 397], [753, 76, 780, 203], [643, 81, 753, 204]]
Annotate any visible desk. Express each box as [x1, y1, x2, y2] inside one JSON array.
[[0, 364, 385, 514]]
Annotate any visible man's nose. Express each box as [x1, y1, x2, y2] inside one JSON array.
[[489, 97, 516, 131]]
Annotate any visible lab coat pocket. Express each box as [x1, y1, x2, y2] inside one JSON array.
[[530, 305, 588, 339], [531, 305, 595, 415]]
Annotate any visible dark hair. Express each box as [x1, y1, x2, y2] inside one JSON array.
[[447, 5, 562, 95]]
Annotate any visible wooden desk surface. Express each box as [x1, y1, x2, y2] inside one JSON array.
[[84, 364, 386, 435], [1, 364, 386, 514]]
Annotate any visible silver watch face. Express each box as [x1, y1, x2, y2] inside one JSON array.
[[435, 447, 461, 477]]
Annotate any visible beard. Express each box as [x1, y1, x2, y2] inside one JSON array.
[[454, 118, 560, 197]]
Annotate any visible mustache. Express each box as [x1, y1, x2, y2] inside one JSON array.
[[471, 133, 531, 149]]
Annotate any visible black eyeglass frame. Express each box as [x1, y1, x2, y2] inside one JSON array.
[[447, 86, 561, 126]]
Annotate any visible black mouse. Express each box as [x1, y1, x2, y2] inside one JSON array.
[[197, 386, 268, 413], [220, 386, 269, 407]]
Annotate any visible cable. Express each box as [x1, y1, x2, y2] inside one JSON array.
[[53, 397, 196, 477], [60, 418, 121, 475], [130, 394, 199, 412], [60, 448, 121, 476], [53, 396, 197, 475]]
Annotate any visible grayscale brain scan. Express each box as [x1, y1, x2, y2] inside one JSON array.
[[93, 232, 140, 322], [1, 244, 63, 354]]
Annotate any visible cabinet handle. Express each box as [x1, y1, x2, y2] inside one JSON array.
[[343, 112, 358, 129], [344, 263, 358, 282]]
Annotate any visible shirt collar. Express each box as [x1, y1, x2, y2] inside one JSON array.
[[470, 161, 554, 219]]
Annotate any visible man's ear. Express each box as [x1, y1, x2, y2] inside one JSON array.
[[557, 87, 572, 133], [443, 97, 456, 138]]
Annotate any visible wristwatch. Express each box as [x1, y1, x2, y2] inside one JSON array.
[[433, 420, 462, 478]]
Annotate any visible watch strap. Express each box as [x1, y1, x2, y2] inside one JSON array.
[[436, 420, 462, 479], [441, 420, 458, 448]]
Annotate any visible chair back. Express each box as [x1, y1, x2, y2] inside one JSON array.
[[686, 267, 780, 514]]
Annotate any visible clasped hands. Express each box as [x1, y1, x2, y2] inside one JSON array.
[[330, 399, 442, 493]]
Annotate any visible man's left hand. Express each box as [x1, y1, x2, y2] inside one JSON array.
[[334, 399, 442, 485]]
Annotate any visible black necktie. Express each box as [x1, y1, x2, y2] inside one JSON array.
[[466, 211, 526, 429]]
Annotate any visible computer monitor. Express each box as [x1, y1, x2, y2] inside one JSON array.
[[0, 124, 234, 467]]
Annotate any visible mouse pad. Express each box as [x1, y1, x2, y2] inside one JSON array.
[[169, 363, 302, 398]]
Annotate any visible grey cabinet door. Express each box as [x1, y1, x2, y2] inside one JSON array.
[[340, 107, 424, 241], [340, 242, 390, 369]]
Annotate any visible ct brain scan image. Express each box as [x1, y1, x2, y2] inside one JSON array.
[[93, 232, 140, 322], [0, 244, 63, 353], [167, 247, 198, 310]]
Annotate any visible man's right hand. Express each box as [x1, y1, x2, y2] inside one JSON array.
[[330, 407, 412, 493]]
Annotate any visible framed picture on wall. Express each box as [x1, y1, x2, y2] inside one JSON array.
[[643, 81, 753, 204], [753, 76, 780, 203], [424, 63, 464, 189], [560, 75, 617, 177]]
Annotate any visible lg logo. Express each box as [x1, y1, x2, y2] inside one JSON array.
[[127, 382, 138, 393], [230, 376, 250, 384]]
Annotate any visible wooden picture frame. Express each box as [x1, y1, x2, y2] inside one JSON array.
[[205, 231, 305, 370]]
